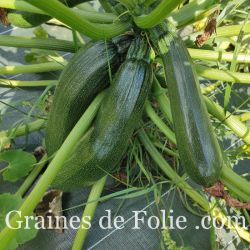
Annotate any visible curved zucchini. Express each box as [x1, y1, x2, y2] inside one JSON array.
[[163, 34, 224, 187], [45, 35, 132, 157], [52, 36, 153, 191], [7, 0, 88, 28]]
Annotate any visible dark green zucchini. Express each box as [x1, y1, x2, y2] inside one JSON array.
[[7, 0, 89, 28], [45, 35, 133, 157], [151, 25, 223, 187], [52, 36, 153, 191]]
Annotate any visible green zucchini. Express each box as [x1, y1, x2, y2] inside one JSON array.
[[7, 0, 88, 28], [45, 35, 132, 157], [52, 36, 153, 191], [150, 25, 224, 187]]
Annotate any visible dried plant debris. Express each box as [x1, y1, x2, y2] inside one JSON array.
[[205, 181, 250, 209], [0, 8, 10, 26], [195, 10, 219, 48], [35, 190, 64, 233]]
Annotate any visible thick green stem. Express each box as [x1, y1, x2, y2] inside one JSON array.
[[214, 23, 250, 38], [72, 176, 107, 250], [222, 166, 250, 197], [195, 65, 250, 84], [0, 0, 117, 23], [0, 92, 105, 249], [134, 0, 185, 29], [74, 9, 116, 24], [0, 62, 66, 74], [145, 101, 176, 144], [0, 35, 78, 52], [222, 179, 249, 202], [15, 155, 48, 197], [24, 0, 131, 40], [152, 76, 173, 124], [8, 119, 46, 138], [0, 0, 42, 13], [138, 129, 250, 242], [189, 48, 250, 63], [0, 79, 57, 87], [168, 0, 219, 28]]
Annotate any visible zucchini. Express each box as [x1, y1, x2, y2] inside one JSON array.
[[7, 0, 88, 28], [150, 25, 224, 187], [52, 36, 153, 191], [45, 35, 132, 157]]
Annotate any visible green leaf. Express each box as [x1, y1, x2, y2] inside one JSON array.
[[0, 193, 38, 250], [0, 150, 36, 182]]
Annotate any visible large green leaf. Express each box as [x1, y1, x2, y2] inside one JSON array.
[[0, 150, 36, 182], [0, 193, 38, 250]]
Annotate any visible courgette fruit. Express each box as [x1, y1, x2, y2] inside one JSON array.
[[45, 35, 133, 157], [150, 25, 224, 187], [7, 0, 88, 28], [52, 36, 153, 191]]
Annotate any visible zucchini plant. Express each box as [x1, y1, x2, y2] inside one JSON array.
[[0, 0, 250, 249]]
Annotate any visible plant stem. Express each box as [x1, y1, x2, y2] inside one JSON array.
[[157, 64, 250, 85], [15, 155, 48, 197], [72, 176, 107, 250], [0, 35, 78, 52], [9, 119, 46, 137], [0, 62, 66, 74], [188, 48, 250, 63], [134, 0, 185, 29], [74, 9, 116, 24], [214, 23, 250, 38], [145, 101, 176, 144], [154, 141, 179, 158], [203, 95, 250, 145], [24, 0, 131, 40], [0, 92, 106, 249], [0, 167, 8, 174], [152, 76, 173, 124], [99, 0, 113, 13], [138, 129, 250, 242], [0, 119, 45, 151], [195, 65, 250, 84], [0, 79, 57, 87], [0, 0, 42, 14], [222, 177, 250, 202], [0, 0, 117, 23], [168, 0, 219, 28], [185, 23, 250, 42], [221, 166, 250, 198]]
